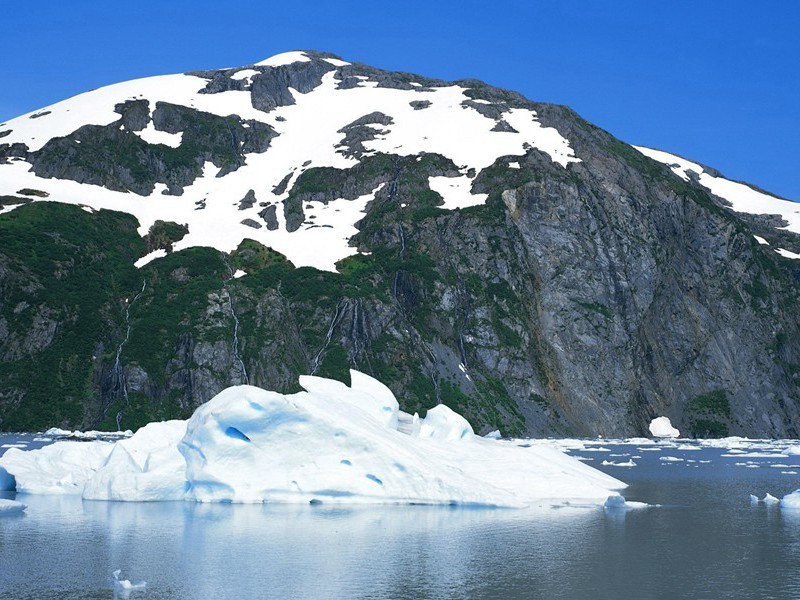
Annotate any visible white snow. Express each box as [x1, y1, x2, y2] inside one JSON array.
[[0, 498, 26, 515], [0, 53, 580, 273], [135, 123, 183, 148], [230, 69, 260, 82], [635, 146, 800, 234], [134, 248, 167, 268], [775, 248, 800, 260], [649, 416, 680, 438], [428, 174, 488, 209], [233, 269, 246, 279], [783, 446, 800, 456], [754, 235, 770, 245], [254, 51, 311, 67], [0, 371, 624, 507]]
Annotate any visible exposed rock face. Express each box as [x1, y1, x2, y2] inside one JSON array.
[[0, 52, 799, 438]]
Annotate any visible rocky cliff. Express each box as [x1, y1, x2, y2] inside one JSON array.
[[1, 51, 799, 437]]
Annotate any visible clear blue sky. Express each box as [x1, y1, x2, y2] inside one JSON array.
[[3, 1, 798, 199]]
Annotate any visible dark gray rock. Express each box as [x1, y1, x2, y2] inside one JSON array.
[[259, 205, 279, 230]]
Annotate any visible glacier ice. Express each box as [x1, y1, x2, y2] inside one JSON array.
[[648, 416, 680, 438], [781, 490, 800, 509], [0, 371, 625, 508], [603, 495, 649, 510], [0, 498, 26, 515]]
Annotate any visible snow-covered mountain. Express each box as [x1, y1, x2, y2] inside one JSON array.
[[1, 50, 580, 271], [2, 50, 796, 270], [2, 50, 800, 439]]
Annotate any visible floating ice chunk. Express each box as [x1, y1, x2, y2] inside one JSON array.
[[603, 495, 649, 510], [43, 427, 133, 440], [782, 446, 800, 456], [601, 460, 637, 467], [750, 494, 760, 505], [484, 430, 502, 440], [113, 570, 147, 598], [659, 456, 683, 462], [2, 371, 626, 507], [649, 416, 680, 438], [0, 498, 26, 515], [781, 490, 800, 509], [0, 441, 112, 494], [764, 493, 780, 505], [82, 421, 187, 501]]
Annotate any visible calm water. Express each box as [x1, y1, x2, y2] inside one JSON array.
[[2, 435, 800, 599]]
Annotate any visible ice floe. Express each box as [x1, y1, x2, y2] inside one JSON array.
[[603, 495, 649, 510], [0, 371, 624, 508], [0, 498, 26, 515]]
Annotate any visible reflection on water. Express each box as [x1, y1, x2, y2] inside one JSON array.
[[2, 441, 800, 598]]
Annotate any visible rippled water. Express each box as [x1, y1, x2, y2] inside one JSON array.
[[2, 435, 800, 599]]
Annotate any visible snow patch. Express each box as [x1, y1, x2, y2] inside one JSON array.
[[134, 248, 167, 268], [135, 123, 183, 148], [254, 51, 310, 67], [635, 146, 800, 235]]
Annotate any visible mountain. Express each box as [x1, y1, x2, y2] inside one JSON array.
[[1, 50, 799, 437]]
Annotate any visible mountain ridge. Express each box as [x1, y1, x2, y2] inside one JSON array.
[[1, 51, 799, 438]]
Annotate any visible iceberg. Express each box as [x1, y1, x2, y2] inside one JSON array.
[[781, 490, 800, 509], [648, 416, 680, 438], [0, 498, 26, 515], [0, 371, 626, 508], [603, 495, 649, 510]]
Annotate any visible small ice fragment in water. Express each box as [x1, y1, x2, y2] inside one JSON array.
[[601, 459, 637, 467], [113, 569, 147, 598], [603, 495, 649, 510], [649, 416, 680, 438], [0, 498, 26, 515], [659, 456, 683, 462], [484, 430, 501, 440], [764, 493, 780, 505], [750, 494, 759, 505]]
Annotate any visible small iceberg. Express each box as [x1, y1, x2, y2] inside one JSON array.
[[113, 570, 146, 598], [649, 416, 680, 438], [764, 493, 780, 505], [0, 498, 26, 516], [603, 495, 649, 510], [601, 459, 637, 467], [781, 490, 800, 509]]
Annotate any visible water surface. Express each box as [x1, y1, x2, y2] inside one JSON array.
[[2, 436, 800, 599]]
